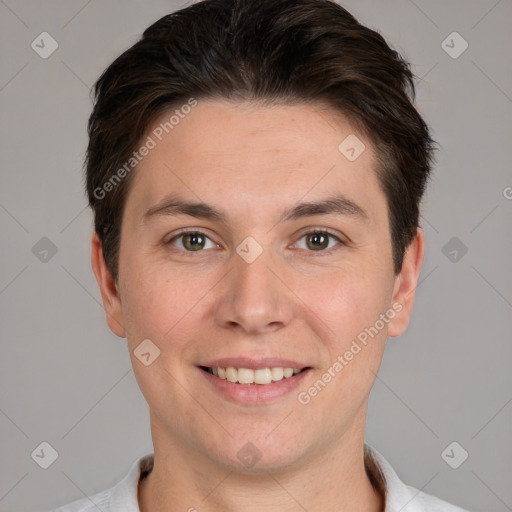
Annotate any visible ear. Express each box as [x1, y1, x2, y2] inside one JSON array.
[[90, 231, 126, 338], [387, 227, 424, 338]]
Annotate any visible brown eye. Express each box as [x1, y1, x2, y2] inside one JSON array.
[[295, 230, 342, 252], [182, 233, 205, 251], [306, 232, 329, 250], [168, 231, 216, 252]]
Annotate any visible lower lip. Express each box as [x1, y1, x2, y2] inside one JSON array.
[[198, 367, 311, 404]]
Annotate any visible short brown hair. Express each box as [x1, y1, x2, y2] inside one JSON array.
[[86, 0, 436, 281]]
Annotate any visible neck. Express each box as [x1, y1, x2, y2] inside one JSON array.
[[139, 415, 384, 512]]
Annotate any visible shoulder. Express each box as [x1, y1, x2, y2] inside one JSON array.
[[52, 496, 108, 512], [50, 453, 154, 512], [364, 444, 470, 512], [404, 485, 470, 512], [51, 490, 111, 512]]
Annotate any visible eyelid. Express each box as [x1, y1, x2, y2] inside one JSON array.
[[295, 226, 345, 241], [165, 227, 216, 242]]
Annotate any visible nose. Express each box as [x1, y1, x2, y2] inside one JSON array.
[[213, 244, 294, 335]]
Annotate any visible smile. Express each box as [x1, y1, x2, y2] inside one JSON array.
[[201, 366, 303, 385]]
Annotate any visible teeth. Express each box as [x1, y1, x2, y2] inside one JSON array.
[[237, 368, 254, 384], [254, 368, 272, 384], [225, 367, 237, 383], [271, 367, 284, 381], [208, 366, 302, 384]]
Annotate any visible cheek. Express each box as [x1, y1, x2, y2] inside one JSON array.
[[304, 267, 394, 408], [119, 259, 204, 351], [300, 261, 393, 340], [302, 271, 393, 398], [119, 264, 207, 406]]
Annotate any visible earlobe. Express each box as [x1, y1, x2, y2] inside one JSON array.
[[90, 232, 126, 338], [387, 227, 424, 338]]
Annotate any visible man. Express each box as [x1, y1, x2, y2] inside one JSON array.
[[54, 0, 469, 510]]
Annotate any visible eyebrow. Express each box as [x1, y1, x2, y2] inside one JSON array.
[[142, 194, 368, 225]]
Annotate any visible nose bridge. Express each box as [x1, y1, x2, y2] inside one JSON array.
[[214, 237, 293, 333]]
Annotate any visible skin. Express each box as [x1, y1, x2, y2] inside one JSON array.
[[91, 99, 424, 512]]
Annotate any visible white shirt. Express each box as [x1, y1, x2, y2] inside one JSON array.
[[52, 444, 470, 511]]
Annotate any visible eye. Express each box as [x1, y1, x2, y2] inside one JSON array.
[[294, 230, 343, 252], [166, 229, 344, 254], [167, 230, 218, 252]]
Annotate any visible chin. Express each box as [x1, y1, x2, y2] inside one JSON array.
[[202, 432, 311, 475]]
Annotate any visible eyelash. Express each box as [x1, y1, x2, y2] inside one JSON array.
[[165, 228, 345, 255]]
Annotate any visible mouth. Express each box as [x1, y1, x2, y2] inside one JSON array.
[[199, 365, 310, 385]]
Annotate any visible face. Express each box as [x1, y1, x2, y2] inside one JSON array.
[[92, 99, 423, 472]]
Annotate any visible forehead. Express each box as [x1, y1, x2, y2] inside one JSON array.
[[126, 99, 384, 224], [148, 99, 368, 159]]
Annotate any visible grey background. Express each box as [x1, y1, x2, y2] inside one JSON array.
[[0, 0, 511, 510]]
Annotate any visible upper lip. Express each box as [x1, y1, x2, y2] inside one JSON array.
[[200, 358, 309, 370]]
